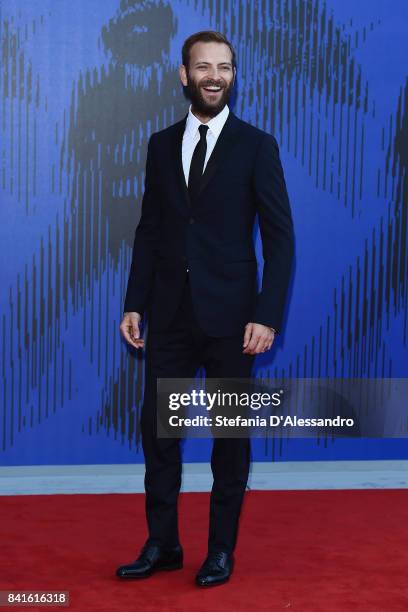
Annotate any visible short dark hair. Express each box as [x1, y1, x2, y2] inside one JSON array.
[[182, 31, 236, 70]]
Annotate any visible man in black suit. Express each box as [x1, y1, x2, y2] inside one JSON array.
[[116, 30, 294, 587]]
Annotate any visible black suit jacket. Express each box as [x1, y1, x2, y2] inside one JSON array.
[[123, 109, 295, 336]]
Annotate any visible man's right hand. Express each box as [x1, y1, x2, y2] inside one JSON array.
[[120, 312, 144, 349]]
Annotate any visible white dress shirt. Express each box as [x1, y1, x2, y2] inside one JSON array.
[[182, 103, 229, 186]]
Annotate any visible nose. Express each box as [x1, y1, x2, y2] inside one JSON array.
[[206, 66, 221, 80]]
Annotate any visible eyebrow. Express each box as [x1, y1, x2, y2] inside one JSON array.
[[193, 61, 232, 66]]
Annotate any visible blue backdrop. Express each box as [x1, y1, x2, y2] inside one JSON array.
[[1, 0, 407, 466]]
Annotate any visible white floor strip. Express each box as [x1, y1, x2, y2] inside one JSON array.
[[0, 460, 407, 495]]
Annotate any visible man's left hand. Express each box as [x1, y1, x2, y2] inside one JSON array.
[[243, 323, 275, 355]]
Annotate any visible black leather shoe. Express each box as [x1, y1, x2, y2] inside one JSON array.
[[195, 551, 234, 587], [116, 543, 183, 579]]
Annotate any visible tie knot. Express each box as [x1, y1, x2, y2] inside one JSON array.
[[198, 124, 209, 139]]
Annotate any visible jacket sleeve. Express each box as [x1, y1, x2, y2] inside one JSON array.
[[123, 133, 160, 316], [252, 133, 295, 334]]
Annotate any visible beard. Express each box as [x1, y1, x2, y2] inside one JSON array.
[[185, 73, 234, 117]]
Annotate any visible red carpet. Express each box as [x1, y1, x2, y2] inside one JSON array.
[[1, 489, 408, 611]]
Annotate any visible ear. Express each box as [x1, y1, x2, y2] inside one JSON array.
[[179, 64, 188, 87]]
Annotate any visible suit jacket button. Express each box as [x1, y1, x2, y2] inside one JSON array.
[[189, 217, 195, 224]]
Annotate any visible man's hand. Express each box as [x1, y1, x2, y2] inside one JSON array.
[[120, 312, 144, 349], [243, 322, 275, 355]]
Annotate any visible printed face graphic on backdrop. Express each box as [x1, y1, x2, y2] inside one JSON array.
[[59, 0, 183, 442], [67, 0, 181, 267]]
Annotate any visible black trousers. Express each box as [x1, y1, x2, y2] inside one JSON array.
[[141, 272, 255, 554]]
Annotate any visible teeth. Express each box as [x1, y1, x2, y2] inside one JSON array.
[[204, 87, 221, 91]]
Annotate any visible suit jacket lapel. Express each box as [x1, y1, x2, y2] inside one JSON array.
[[197, 111, 241, 198], [170, 110, 241, 213], [170, 115, 191, 214]]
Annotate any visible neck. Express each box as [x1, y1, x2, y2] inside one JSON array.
[[191, 104, 226, 124]]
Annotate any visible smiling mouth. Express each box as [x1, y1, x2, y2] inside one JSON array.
[[202, 86, 222, 93]]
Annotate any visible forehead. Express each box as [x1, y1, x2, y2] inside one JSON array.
[[189, 41, 233, 64]]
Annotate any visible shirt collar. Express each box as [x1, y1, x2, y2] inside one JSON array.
[[185, 103, 230, 139]]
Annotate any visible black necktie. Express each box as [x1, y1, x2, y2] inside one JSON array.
[[188, 124, 209, 200]]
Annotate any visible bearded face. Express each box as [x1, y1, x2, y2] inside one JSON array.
[[181, 41, 236, 118], [185, 68, 235, 117]]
